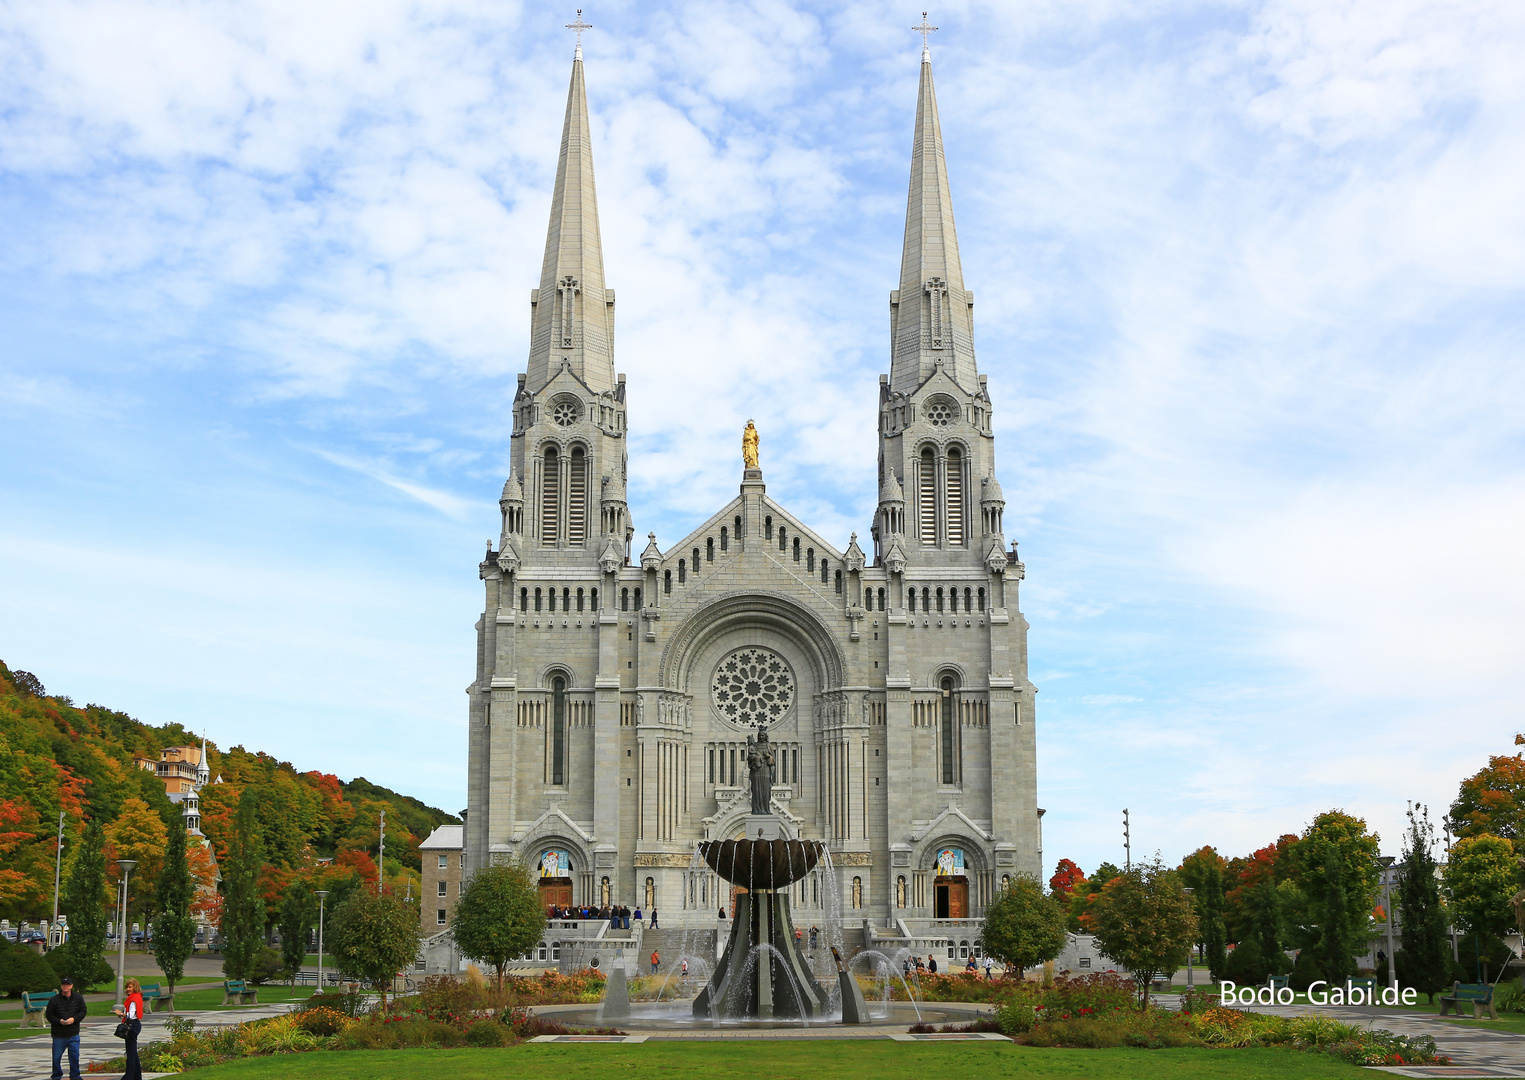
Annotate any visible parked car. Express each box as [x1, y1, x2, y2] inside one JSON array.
[[19, 930, 46, 944], [0, 929, 16, 943]]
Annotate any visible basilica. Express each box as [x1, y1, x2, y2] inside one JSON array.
[[464, 33, 1041, 932]]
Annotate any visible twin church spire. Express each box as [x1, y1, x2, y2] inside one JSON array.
[[890, 40, 978, 397], [525, 36, 616, 396]]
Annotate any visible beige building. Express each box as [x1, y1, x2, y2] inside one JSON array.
[[420, 825, 465, 931], [466, 39, 1041, 932]]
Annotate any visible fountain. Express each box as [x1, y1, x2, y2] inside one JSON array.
[[691, 726, 833, 1021]]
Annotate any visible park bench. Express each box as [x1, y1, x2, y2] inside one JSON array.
[[140, 982, 176, 1013], [1439, 982, 1497, 1020], [222, 979, 259, 1006], [20, 990, 55, 1028], [1268, 975, 1289, 992]]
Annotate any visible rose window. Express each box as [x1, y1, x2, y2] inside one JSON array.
[[551, 400, 581, 426], [711, 648, 795, 728], [924, 401, 955, 427]]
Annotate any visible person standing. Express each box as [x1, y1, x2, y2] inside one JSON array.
[[650, 949, 660, 975], [984, 955, 995, 981], [113, 977, 145, 1080], [45, 975, 87, 1080], [927, 954, 938, 974]]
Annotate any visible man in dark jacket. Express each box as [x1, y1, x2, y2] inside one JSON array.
[[45, 975, 88, 1080]]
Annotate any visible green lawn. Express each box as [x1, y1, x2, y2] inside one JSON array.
[[73, 984, 318, 1017], [188, 1044, 1365, 1080]]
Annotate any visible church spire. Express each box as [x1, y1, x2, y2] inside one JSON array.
[[525, 34, 615, 395], [889, 37, 977, 395]]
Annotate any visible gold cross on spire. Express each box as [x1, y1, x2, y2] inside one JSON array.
[[913, 11, 937, 57], [567, 9, 593, 56]]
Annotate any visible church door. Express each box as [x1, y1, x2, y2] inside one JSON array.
[[540, 878, 573, 910], [934, 877, 969, 919]]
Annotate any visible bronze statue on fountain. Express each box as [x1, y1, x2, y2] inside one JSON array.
[[693, 724, 831, 1021]]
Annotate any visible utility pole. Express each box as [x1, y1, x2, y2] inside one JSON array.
[[377, 810, 386, 895], [1123, 809, 1131, 872], [51, 811, 65, 941]]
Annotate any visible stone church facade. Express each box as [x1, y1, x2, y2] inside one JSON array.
[[465, 40, 1041, 930]]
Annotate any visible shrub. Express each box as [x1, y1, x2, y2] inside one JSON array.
[[45, 944, 114, 992], [1222, 940, 1267, 986], [0, 942, 59, 997], [1289, 949, 1324, 991], [247, 946, 284, 986], [466, 1020, 517, 1046], [294, 1006, 351, 1037], [303, 990, 369, 1017], [996, 1001, 1039, 1034]]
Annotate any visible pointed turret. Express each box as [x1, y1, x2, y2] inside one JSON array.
[[889, 48, 977, 395], [525, 48, 615, 395]]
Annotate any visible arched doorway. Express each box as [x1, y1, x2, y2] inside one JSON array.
[[537, 848, 574, 910], [932, 845, 969, 918]]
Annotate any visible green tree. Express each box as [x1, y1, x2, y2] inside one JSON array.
[[1286, 810, 1380, 982], [450, 861, 546, 991], [150, 822, 196, 993], [1086, 859, 1197, 1008], [1397, 804, 1453, 1003], [1241, 877, 1289, 976], [277, 881, 316, 983], [1178, 846, 1229, 980], [1443, 833, 1516, 939], [221, 789, 267, 980], [980, 875, 1067, 978], [329, 889, 420, 1007], [1068, 860, 1122, 931], [51, 818, 113, 990]]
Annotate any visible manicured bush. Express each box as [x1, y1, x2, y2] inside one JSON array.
[[294, 1006, 351, 1037], [466, 1019, 517, 1046], [1288, 949, 1324, 991], [247, 945, 284, 986], [1222, 939, 1267, 985], [0, 941, 59, 997], [303, 990, 370, 1016]]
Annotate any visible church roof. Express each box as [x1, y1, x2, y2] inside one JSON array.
[[525, 48, 616, 397], [891, 50, 979, 397]]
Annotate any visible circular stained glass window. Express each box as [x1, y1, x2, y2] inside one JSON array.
[[711, 648, 795, 729], [924, 401, 955, 426], [552, 399, 581, 426]]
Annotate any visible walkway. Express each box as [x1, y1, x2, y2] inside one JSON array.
[[0, 1002, 297, 1080], [1249, 1004, 1525, 1077]]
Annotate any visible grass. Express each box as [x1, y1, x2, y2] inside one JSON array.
[[72, 984, 318, 1017], [185, 1044, 1365, 1080]]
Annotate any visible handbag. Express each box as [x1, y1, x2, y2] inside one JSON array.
[[113, 1021, 129, 1039]]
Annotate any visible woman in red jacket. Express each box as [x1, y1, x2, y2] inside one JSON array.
[[113, 977, 145, 1080]]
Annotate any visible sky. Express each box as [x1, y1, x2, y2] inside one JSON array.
[[2, 0, 1523, 880]]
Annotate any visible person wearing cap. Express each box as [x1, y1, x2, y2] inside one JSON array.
[[45, 975, 87, 1080]]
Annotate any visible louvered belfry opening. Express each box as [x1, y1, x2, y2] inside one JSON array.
[[946, 446, 964, 545], [568, 446, 587, 544], [541, 447, 560, 543], [919, 445, 937, 544]]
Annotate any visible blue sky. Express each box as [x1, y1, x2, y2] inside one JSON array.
[[3, 0, 1523, 879]]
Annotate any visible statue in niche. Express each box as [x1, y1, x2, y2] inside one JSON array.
[[742, 420, 760, 470], [745, 726, 775, 815]]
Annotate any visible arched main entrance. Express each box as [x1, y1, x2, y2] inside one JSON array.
[[932, 845, 969, 918], [536, 847, 574, 909]]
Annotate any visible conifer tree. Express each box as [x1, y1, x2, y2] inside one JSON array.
[[220, 789, 266, 980], [151, 823, 197, 993], [54, 818, 112, 989], [277, 881, 316, 983], [1398, 803, 1453, 1002]]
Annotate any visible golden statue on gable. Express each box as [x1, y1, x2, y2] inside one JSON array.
[[742, 420, 760, 469]]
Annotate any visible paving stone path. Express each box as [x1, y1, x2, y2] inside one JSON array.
[[1247, 1005, 1525, 1077], [0, 1003, 297, 1080]]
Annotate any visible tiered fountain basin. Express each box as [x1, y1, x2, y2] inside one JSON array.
[[697, 836, 823, 890]]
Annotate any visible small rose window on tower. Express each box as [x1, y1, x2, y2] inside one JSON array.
[[924, 400, 955, 427], [551, 398, 582, 426]]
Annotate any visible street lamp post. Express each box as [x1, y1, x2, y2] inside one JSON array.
[[50, 811, 65, 950], [316, 891, 329, 991], [1377, 856, 1397, 993], [114, 860, 137, 1006], [1183, 887, 1195, 990]]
